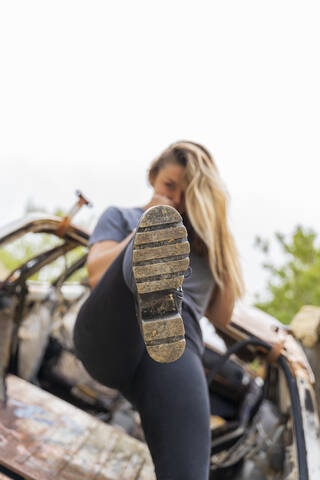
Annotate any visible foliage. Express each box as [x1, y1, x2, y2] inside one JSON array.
[[254, 226, 320, 324], [0, 232, 62, 276]]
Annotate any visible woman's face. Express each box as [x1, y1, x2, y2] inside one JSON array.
[[152, 163, 186, 213]]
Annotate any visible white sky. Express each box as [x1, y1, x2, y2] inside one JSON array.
[[1, 0, 319, 301]]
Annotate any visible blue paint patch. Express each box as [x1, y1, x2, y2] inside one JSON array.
[[33, 417, 54, 426], [9, 399, 25, 407], [13, 405, 45, 419], [9, 399, 54, 425], [61, 416, 84, 435]]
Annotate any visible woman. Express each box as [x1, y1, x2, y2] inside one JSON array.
[[74, 141, 244, 480]]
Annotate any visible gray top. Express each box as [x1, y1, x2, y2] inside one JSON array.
[[89, 206, 215, 321]]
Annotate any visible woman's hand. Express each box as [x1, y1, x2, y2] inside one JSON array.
[[143, 194, 175, 211]]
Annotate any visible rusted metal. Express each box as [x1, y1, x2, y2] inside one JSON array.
[[0, 296, 16, 408], [3, 243, 77, 290], [2, 211, 320, 478], [222, 303, 320, 478], [56, 191, 92, 238], [0, 375, 155, 480], [228, 303, 315, 381], [266, 338, 286, 364], [0, 215, 89, 250]]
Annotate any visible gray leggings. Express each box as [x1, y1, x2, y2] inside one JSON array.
[[73, 247, 211, 480]]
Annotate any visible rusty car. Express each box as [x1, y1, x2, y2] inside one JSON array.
[[0, 194, 319, 480]]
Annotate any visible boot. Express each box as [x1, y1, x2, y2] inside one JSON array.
[[132, 205, 190, 363]]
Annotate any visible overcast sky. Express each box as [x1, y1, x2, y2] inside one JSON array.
[[1, 1, 319, 301]]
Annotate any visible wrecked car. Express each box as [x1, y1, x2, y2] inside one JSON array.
[[0, 197, 319, 480]]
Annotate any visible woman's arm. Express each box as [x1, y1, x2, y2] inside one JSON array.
[[205, 279, 235, 330], [88, 195, 174, 288], [87, 232, 135, 288]]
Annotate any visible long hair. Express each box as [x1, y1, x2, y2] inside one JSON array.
[[148, 141, 245, 300]]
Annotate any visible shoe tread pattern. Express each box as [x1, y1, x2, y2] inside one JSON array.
[[133, 205, 189, 363]]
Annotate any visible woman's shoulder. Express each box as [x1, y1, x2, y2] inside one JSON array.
[[89, 205, 142, 246], [96, 205, 123, 224], [100, 205, 143, 220], [115, 206, 144, 231], [98, 204, 140, 216], [97, 205, 143, 232]]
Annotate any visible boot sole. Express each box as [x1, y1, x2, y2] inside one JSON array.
[[132, 205, 190, 363]]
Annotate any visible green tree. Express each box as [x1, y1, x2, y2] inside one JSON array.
[[254, 226, 320, 324]]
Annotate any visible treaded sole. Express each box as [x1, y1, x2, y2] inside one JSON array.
[[132, 205, 190, 363]]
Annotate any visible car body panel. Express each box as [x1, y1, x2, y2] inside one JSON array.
[[0, 375, 155, 480], [1, 213, 320, 479]]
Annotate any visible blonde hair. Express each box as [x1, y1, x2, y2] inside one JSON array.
[[148, 141, 245, 300]]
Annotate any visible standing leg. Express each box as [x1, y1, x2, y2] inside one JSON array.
[[126, 344, 211, 480]]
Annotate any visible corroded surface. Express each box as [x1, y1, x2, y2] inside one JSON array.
[[0, 296, 15, 407], [0, 375, 155, 480], [229, 303, 320, 478]]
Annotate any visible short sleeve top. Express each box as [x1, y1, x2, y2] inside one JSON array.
[[89, 206, 215, 321]]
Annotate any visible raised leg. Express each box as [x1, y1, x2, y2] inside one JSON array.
[[73, 248, 145, 391]]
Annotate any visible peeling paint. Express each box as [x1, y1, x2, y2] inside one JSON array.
[[9, 399, 54, 426]]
